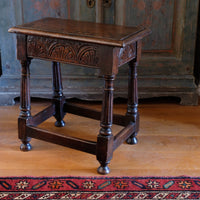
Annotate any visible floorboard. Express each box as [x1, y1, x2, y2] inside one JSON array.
[[0, 98, 200, 177]]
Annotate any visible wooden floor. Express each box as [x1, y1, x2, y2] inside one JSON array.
[[0, 98, 200, 177]]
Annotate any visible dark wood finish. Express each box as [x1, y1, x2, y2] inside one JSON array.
[[52, 61, 65, 127], [125, 41, 141, 144], [9, 18, 150, 47], [26, 126, 97, 155], [63, 102, 130, 126], [18, 59, 32, 152], [118, 42, 136, 66], [9, 18, 150, 174], [27, 36, 100, 68], [126, 60, 139, 144], [97, 75, 115, 174], [30, 104, 55, 126], [64, 102, 101, 120], [113, 122, 136, 151]]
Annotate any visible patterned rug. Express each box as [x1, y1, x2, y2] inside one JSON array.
[[0, 176, 200, 199]]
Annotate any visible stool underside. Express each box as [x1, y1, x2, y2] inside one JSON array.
[[25, 101, 136, 155]]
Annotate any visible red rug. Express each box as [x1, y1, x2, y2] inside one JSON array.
[[0, 176, 200, 199]]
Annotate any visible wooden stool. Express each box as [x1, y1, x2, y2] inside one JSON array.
[[9, 18, 150, 174]]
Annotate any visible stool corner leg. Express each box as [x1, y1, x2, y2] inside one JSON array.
[[126, 59, 140, 145], [97, 162, 110, 175], [126, 134, 138, 145], [18, 117, 32, 152], [20, 140, 32, 151], [52, 62, 66, 127], [19, 58, 32, 151], [54, 119, 65, 127], [96, 134, 113, 175], [126, 113, 139, 145]]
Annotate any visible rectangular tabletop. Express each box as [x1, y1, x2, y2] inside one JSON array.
[[9, 18, 151, 47]]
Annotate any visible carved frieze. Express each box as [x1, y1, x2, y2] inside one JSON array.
[[118, 43, 136, 66], [27, 36, 99, 67]]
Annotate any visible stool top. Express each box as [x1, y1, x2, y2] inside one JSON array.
[[9, 18, 150, 47]]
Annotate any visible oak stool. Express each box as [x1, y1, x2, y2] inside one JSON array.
[[9, 18, 150, 174]]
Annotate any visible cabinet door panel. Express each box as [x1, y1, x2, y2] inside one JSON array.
[[114, 0, 199, 105], [125, 0, 174, 51], [23, 0, 68, 22], [0, 0, 198, 105]]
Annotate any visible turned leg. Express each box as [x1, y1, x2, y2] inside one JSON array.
[[126, 60, 139, 145], [97, 75, 114, 175], [18, 59, 32, 151], [52, 62, 65, 127]]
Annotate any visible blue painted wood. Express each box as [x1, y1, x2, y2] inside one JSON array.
[[0, 0, 199, 105], [116, 0, 199, 105], [103, 0, 115, 24], [125, 0, 175, 50], [0, 0, 22, 104]]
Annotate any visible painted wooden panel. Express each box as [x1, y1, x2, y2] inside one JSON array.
[[103, 0, 115, 24], [21, 0, 99, 86], [0, 0, 21, 76], [0, 0, 101, 105], [125, 0, 175, 51], [0, 0, 23, 105], [22, 0, 68, 22], [0, 0, 199, 105], [114, 0, 199, 105]]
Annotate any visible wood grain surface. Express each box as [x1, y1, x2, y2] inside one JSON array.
[[9, 18, 150, 47], [0, 98, 200, 176]]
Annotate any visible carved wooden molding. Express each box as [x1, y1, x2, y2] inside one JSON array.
[[118, 43, 136, 66], [27, 36, 99, 67]]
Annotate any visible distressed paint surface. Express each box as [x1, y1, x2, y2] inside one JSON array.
[[79, 0, 96, 22], [103, 0, 115, 24], [22, 0, 98, 81], [0, 0, 199, 105], [125, 0, 175, 51], [23, 0, 68, 22], [0, 0, 22, 76]]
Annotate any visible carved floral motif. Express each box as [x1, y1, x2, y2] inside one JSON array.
[[27, 36, 99, 67], [118, 43, 136, 66]]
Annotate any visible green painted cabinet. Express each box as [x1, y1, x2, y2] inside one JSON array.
[[0, 0, 199, 105]]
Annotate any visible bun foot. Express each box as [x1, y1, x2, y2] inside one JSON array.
[[55, 120, 65, 127], [97, 165, 110, 175], [126, 136, 138, 145], [20, 143, 32, 151]]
